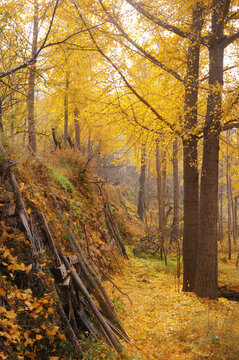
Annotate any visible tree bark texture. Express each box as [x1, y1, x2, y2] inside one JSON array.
[[195, 0, 229, 299], [182, 2, 203, 292]]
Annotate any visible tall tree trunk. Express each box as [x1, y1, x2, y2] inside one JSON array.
[[74, 106, 80, 151], [156, 140, 165, 233], [234, 196, 238, 242], [195, 0, 228, 299], [171, 138, 180, 244], [162, 151, 166, 230], [64, 72, 69, 144], [27, 0, 38, 152], [182, 2, 203, 292], [0, 98, 3, 133], [219, 164, 224, 242], [11, 119, 14, 144], [22, 118, 27, 146], [137, 144, 146, 221], [232, 194, 237, 245], [87, 129, 92, 157], [226, 138, 232, 260]]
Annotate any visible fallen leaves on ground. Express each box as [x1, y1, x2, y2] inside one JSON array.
[[104, 249, 239, 360]]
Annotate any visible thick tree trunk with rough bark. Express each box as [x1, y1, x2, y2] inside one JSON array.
[[137, 145, 146, 221], [195, 0, 228, 299], [182, 3, 203, 292], [28, 0, 38, 152]]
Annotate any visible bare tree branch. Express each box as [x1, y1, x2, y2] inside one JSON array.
[[221, 120, 239, 132], [223, 31, 239, 47], [124, 0, 190, 39], [98, 0, 183, 82], [0, 0, 60, 80]]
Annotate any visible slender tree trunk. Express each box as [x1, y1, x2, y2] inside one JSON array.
[[156, 140, 165, 233], [0, 98, 3, 133], [234, 196, 238, 242], [11, 119, 14, 143], [64, 72, 69, 144], [87, 129, 92, 157], [226, 139, 232, 260], [195, 0, 228, 299], [137, 144, 146, 221], [28, 0, 38, 152], [22, 118, 27, 146], [162, 151, 166, 230], [219, 164, 224, 242], [74, 107, 80, 151], [182, 2, 203, 292], [171, 138, 180, 243], [232, 193, 237, 245]]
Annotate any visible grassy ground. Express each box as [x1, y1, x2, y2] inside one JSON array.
[[102, 247, 239, 360]]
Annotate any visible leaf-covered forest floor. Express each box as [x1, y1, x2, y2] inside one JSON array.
[[1, 147, 238, 360], [102, 248, 239, 360]]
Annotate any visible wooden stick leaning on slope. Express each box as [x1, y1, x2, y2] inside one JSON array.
[[69, 230, 124, 324], [59, 249, 123, 353], [82, 225, 132, 306], [57, 299, 84, 358], [0, 140, 41, 253], [97, 183, 128, 259]]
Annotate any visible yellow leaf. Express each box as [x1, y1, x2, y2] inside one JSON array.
[[37, 271, 45, 277], [36, 334, 43, 340], [19, 184, 24, 192], [26, 264, 32, 273], [27, 208, 31, 214], [58, 334, 66, 340], [6, 310, 17, 319], [0, 288, 6, 296]]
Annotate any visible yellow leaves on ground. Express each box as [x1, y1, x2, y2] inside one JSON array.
[[104, 249, 239, 360], [0, 239, 67, 359], [0, 287, 6, 296], [8, 263, 32, 273]]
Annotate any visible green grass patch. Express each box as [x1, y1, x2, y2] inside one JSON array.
[[46, 163, 75, 194]]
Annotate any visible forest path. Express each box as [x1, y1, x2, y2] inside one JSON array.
[[104, 248, 239, 360]]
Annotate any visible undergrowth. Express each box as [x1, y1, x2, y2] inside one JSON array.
[[46, 163, 76, 194]]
